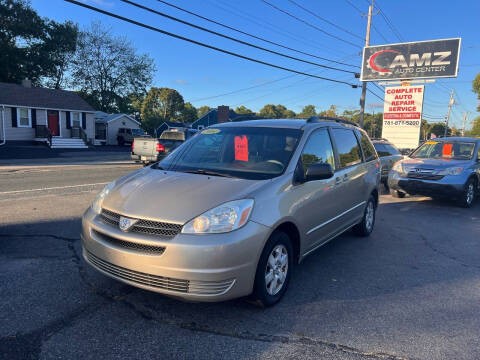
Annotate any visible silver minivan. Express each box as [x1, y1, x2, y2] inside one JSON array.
[[82, 118, 380, 306]]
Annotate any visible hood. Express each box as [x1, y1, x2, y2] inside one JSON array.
[[401, 157, 470, 171], [102, 169, 267, 224]]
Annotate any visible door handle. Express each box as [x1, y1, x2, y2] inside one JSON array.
[[343, 174, 349, 181], [335, 177, 342, 185]]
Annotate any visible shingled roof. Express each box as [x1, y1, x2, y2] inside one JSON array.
[[0, 82, 95, 112]]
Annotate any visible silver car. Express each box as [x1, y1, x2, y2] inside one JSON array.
[[82, 118, 380, 306], [388, 137, 480, 207]]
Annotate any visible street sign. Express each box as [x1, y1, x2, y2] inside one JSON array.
[[361, 38, 461, 81], [382, 85, 424, 149]]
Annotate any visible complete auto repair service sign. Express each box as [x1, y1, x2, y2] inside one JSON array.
[[382, 85, 424, 149]]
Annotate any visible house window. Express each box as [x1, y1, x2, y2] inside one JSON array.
[[17, 108, 31, 127], [71, 112, 81, 127]]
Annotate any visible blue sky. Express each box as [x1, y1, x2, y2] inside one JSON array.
[[32, 0, 479, 129]]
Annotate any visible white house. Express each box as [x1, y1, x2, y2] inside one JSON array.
[[94, 112, 142, 145], [0, 80, 95, 148]]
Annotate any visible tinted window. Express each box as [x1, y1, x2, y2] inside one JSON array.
[[384, 144, 400, 155], [301, 129, 335, 175], [359, 133, 377, 161], [332, 129, 362, 168], [374, 143, 389, 157]]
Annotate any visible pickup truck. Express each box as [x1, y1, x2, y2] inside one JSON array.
[[131, 128, 198, 165], [117, 128, 148, 146]]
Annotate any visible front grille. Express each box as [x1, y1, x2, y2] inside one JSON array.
[[100, 209, 183, 238], [92, 229, 165, 255], [84, 250, 235, 296], [407, 172, 444, 180]]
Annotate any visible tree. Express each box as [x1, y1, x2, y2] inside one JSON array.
[[0, 0, 78, 86], [197, 106, 211, 118], [428, 122, 451, 138], [469, 116, 480, 136], [473, 73, 480, 112], [318, 105, 337, 117], [298, 105, 316, 118], [258, 104, 296, 118], [72, 22, 154, 112], [235, 105, 253, 115], [180, 102, 197, 123], [41, 20, 78, 89], [141, 87, 184, 134]]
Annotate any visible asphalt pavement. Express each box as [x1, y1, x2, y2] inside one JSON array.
[[1, 164, 479, 360]]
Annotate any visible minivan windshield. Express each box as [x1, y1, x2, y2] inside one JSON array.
[[160, 127, 302, 180], [411, 141, 476, 160]]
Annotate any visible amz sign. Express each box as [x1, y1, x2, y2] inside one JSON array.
[[361, 38, 461, 81]]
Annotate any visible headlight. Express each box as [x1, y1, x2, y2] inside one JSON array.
[[182, 199, 254, 234], [91, 181, 115, 214], [392, 161, 404, 174], [437, 166, 464, 176]]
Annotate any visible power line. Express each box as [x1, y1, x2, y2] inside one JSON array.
[[367, 88, 384, 101], [209, 0, 350, 57], [260, 0, 362, 48], [154, 0, 359, 68], [374, 1, 404, 42], [343, 0, 363, 14], [287, 0, 364, 41], [191, 53, 360, 103], [65, 0, 358, 87], [121, 0, 357, 74]]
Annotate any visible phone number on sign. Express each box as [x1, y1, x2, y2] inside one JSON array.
[[384, 120, 420, 126]]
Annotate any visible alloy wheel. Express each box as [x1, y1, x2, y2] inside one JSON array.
[[265, 245, 288, 296]]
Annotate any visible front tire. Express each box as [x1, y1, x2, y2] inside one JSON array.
[[458, 178, 476, 208], [390, 189, 406, 198], [252, 231, 293, 307], [353, 195, 376, 237]]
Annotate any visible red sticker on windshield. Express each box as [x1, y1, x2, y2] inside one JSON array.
[[234, 135, 248, 162], [443, 143, 453, 157]]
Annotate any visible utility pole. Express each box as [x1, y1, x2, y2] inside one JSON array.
[[444, 90, 454, 138], [358, 0, 373, 129], [461, 111, 470, 136]]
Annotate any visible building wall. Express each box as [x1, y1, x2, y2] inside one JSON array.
[[3, 107, 35, 141], [0, 107, 95, 142], [106, 115, 140, 145]]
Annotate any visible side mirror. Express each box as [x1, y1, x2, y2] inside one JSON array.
[[305, 163, 334, 182]]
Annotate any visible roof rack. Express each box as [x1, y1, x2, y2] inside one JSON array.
[[306, 116, 358, 127]]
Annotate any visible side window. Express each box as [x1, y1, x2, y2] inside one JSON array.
[[331, 129, 362, 168], [385, 144, 400, 155], [300, 129, 335, 175], [359, 133, 377, 161], [374, 144, 389, 157], [126, 129, 132, 134], [119, 128, 124, 134]]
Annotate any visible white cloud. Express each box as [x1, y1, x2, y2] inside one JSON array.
[[175, 79, 190, 86]]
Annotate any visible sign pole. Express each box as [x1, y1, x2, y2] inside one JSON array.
[[359, 0, 373, 129], [444, 90, 454, 138]]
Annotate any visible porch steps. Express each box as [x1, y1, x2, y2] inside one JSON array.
[[50, 137, 88, 149]]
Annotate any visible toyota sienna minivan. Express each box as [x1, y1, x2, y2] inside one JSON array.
[[82, 117, 380, 306]]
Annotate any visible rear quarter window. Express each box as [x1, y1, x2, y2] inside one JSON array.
[[359, 133, 378, 161], [331, 128, 363, 168]]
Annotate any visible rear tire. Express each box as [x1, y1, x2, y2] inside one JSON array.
[[353, 195, 376, 237], [390, 189, 406, 198], [458, 178, 476, 208], [252, 231, 293, 307]]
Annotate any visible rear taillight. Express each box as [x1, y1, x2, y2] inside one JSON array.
[[156, 143, 165, 152], [131, 140, 134, 150]]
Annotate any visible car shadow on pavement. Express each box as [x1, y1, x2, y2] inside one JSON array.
[[1, 199, 479, 359]]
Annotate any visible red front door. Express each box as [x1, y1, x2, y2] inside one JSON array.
[[47, 111, 59, 136]]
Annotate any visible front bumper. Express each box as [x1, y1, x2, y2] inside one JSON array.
[[81, 207, 270, 302], [388, 171, 467, 198]]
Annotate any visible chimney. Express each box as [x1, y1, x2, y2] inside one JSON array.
[[21, 78, 32, 88], [217, 106, 229, 124]]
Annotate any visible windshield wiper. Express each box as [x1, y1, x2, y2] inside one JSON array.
[[182, 169, 235, 178]]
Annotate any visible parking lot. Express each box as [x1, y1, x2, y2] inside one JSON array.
[[1, 162, 479, 360]]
